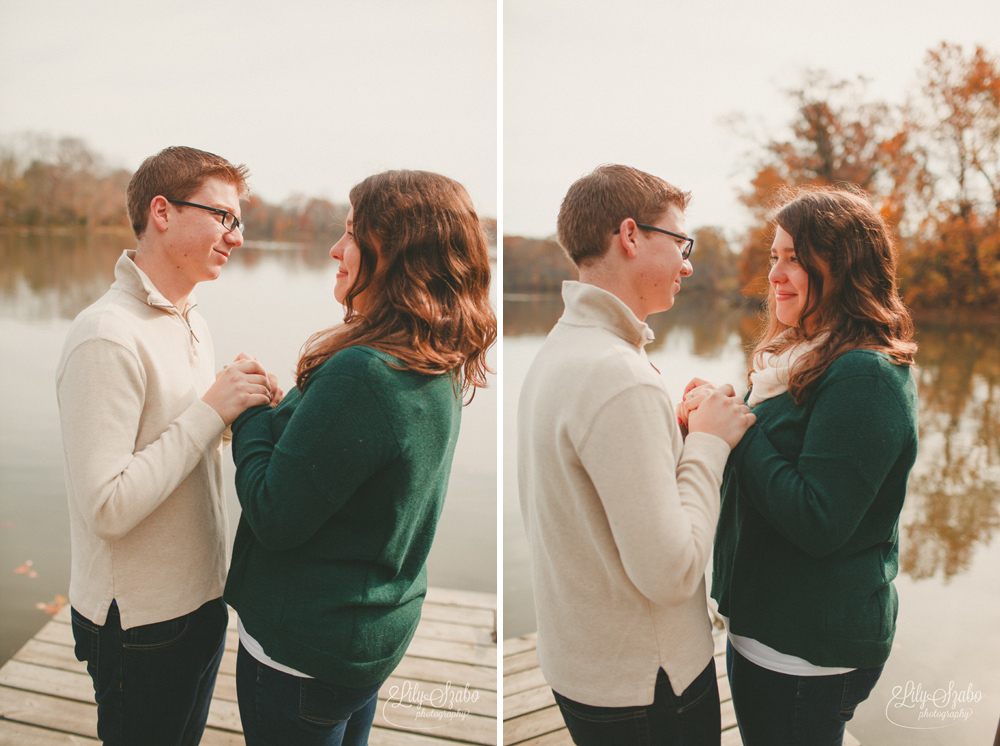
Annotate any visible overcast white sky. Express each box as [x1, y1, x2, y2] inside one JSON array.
[[3, 2, 998, 238], [503, 0, 1000, 239], [0, 0, 497, 217]]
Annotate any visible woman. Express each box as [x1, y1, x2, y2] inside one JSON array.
[[682, 186, 918, 745], [224, 170, 496, 746]]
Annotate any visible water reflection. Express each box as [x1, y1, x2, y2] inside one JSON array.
[[903, 323, 1000, 580], [503, 293, 1000, 584], [0, 230, 338, 321]]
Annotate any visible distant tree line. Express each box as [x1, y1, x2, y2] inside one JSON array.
[[505, 42, 1000, 314], [503, 226, 738, 304], [0, 135, 497, 248], [0, 134, 345, 242]]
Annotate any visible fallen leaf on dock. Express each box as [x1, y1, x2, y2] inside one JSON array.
[[14, 560, 38, 578], [36, 595, 68, 616]]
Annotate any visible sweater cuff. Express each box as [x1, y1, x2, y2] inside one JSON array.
[[681, 431, 732, 475], [178, 399, 228, 450]]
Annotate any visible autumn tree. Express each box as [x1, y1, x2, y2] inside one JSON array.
[[0, 135, 129, 229], [682, 226, 739, 302], [904, 43, 1000, 311], [736, 72, 929, 302]]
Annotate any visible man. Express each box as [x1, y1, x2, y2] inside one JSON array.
[[517, 164, 756, 745], [56, 146, 275, 745]]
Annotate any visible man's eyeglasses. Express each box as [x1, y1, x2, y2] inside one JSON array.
[[614, 223, 694, 260], [167, 199, 245, 235]]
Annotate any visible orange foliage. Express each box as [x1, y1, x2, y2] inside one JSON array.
[[738, 44, 1000, 312], [36, 595, 68, 616]]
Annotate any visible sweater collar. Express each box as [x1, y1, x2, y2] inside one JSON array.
[[559, 281, 655, 348], [112, 250, 197, 314]]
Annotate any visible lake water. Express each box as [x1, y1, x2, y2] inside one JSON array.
[[0, 230, 497, 666], [503, 293, 1000, 746]]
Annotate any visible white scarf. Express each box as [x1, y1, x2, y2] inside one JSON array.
[[747, 334, 827, 407]]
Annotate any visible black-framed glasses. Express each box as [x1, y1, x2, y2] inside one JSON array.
[[614, 223, 694, 259], [167, 199, 245, 235]]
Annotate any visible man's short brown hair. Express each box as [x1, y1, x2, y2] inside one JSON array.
[[126, 146, 250, 237], [556, 164, 690, 265]]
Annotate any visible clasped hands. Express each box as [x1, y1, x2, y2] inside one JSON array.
[[676, 377, 756, 449], [202, 353, 285, 425]]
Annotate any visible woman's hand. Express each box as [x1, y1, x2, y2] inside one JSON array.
[[677, 378, 723, 426], [687, 385, 756, 449], [266, 373, 284, 407]]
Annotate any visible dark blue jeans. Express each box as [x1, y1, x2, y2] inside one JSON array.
[[552, 660, 721, 746], [726, 640, 883, 746], [71, 597, 228, 746], [236, 641, 385, 746]]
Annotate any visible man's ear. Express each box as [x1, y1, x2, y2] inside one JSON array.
[[148, 196, 171, 233], [616, 217, 639, 258]]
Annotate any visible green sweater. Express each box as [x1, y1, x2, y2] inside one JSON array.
[[711, 350, 918, 669], [224, 346, 462, 687]]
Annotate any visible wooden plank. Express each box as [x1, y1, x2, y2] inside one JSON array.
[[502, 684, 554, 721], [0, 687, 251, 746], [375, 700, 496, 746], [198, 728, 248, 746], [406, 638, 497, 668], [209, 672, 237, 703], [13, 639, 83, 673], [502, 705, 565, 745], [0, 687, 96, 738], [420, 604, 495, 629], [416, 618, 497, 647], [33, 621, 73, 648], [502, 635, 537, 658], [502, 666, 548, 697], [502, 649, 537, 676], [721, 726, 743, 746], [393, 656, 496, 692], [516, 731, 572, 746], [426, 588, 497, 610], [0, 720, 99, 745], [721, 698, 737, 732], [0, 659, 94, 703]]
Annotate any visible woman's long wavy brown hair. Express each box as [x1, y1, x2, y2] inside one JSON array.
[[296, 170, 496, 400], [752, 185, 917, 403]]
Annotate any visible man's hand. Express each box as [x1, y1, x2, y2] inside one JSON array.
[[684, 382, 756, 449], [203, 357, 272, 425], [232, 353, 284, 408]]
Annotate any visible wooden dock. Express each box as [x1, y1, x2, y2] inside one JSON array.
[[502, 624, 861, 746], [0, 586, 497, 745]]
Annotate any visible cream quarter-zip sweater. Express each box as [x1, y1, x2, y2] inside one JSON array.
[[517, 281, 732, 706], [56, 251, 228, 629]]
